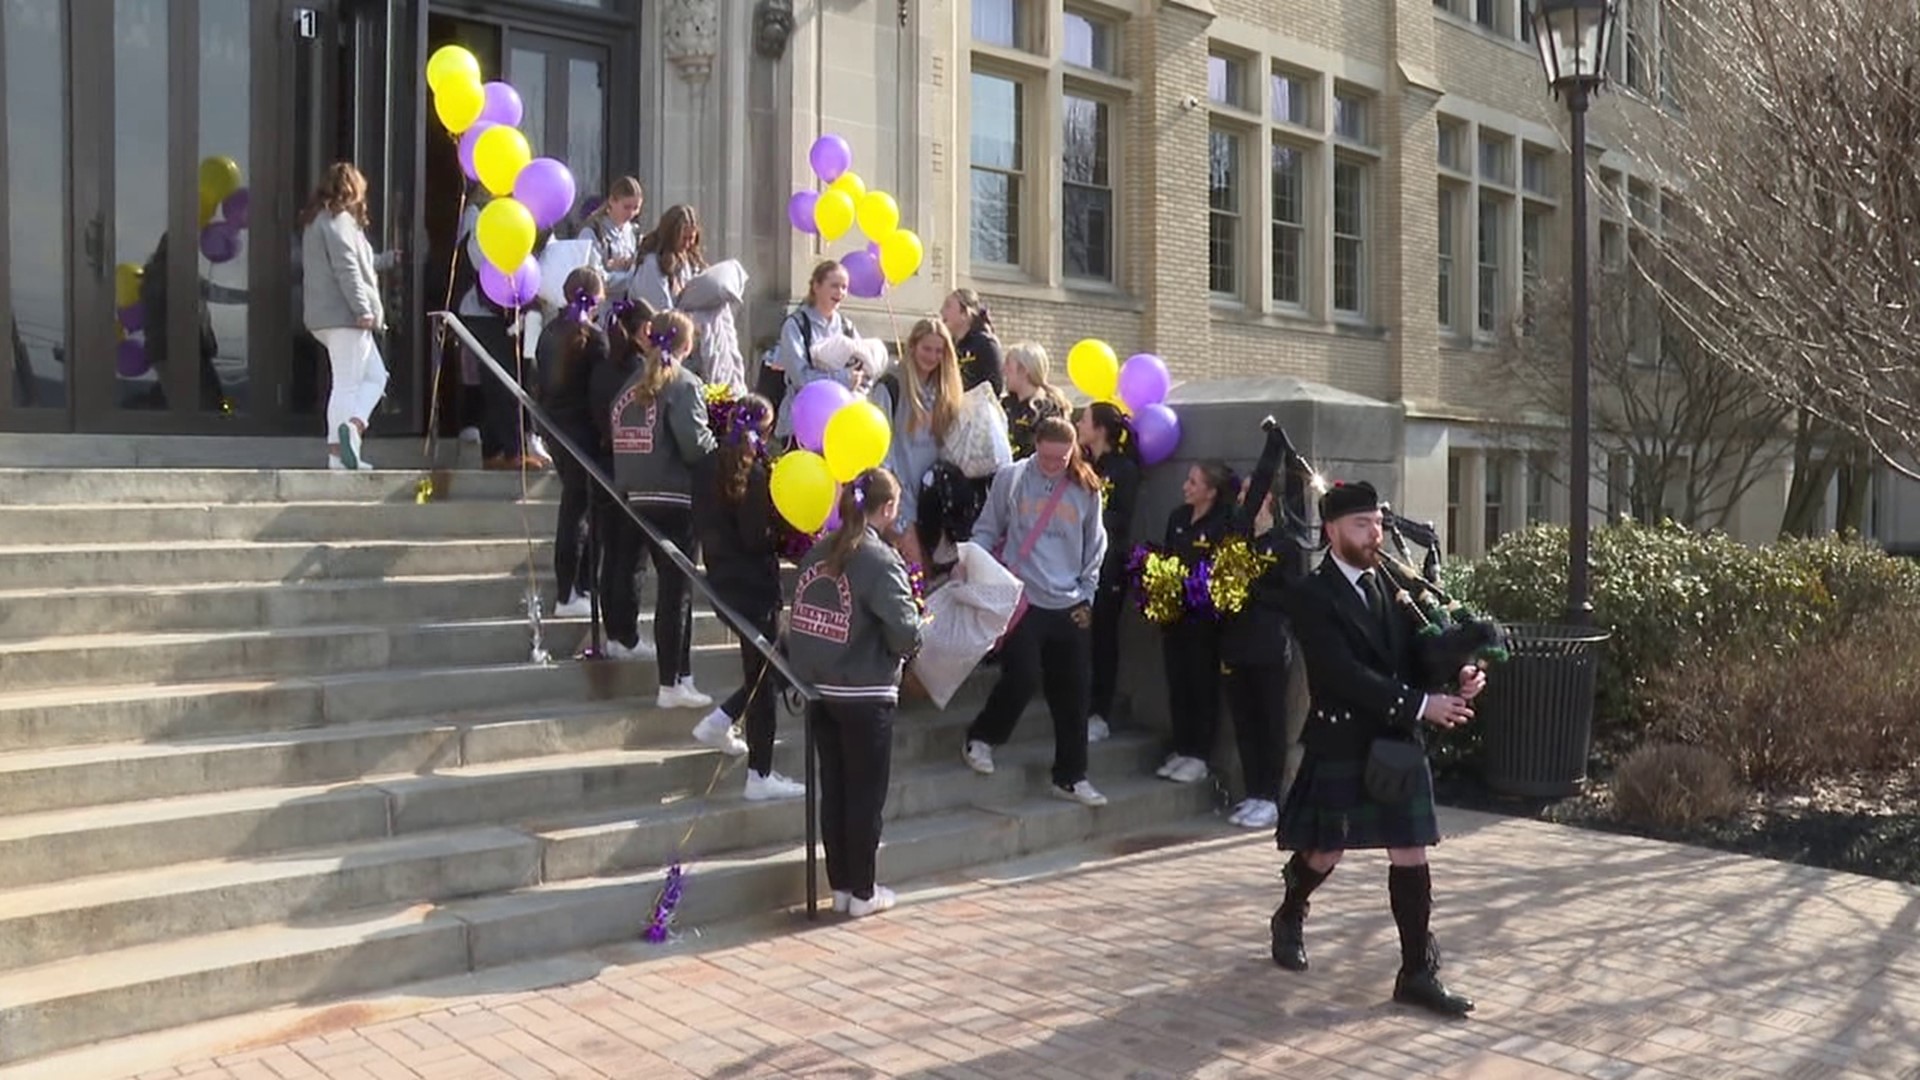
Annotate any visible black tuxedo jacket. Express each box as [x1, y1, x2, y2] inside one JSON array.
[[1282, 555, 1429, 761]]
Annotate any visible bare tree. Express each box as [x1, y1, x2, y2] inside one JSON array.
[[1619, 0, 1920, 488], [1496, 245, 1793, 531]]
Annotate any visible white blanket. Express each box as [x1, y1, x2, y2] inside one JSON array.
[[911, 542, 1025, 709]]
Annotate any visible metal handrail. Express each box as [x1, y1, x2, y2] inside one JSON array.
[[432, 311, 825, 920]]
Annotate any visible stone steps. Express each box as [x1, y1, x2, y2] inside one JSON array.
[[0, 538, 555, 590], [0, 773, 1209, 1065], [0, 500, 561, 546], [0, 468, 557, 505]]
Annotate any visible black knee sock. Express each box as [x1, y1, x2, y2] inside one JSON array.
[[1280, 853, 1332, 919], [1388, 864, 1433, 974]]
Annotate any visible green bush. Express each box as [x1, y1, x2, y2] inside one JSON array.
[[1448, 522, 1920, 733]]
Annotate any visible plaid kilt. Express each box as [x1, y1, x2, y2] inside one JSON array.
[[1276, 749, 1440, 852]]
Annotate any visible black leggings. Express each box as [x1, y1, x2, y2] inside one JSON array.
[[553, 447, 595, 601], [1164, 622, 1223, 761], [811, 698, 895, 901], [966, 605, 1091, 788], [716, 591, 783, 775], [1088, 570, 1127, 721], [631, 504, 695, 686], [1222, 657, 1290, 802]]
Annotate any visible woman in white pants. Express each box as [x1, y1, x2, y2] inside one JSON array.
[[300, 162, 395, 470]]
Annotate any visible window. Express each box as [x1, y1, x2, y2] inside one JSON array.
[[1484, 456, 1507, 546], [1624, 0, 1649, 92], [1272, 142, 1307, 306], [1446, 452, 1463, 556], [1520, 1, 1535, 43], [1475, 0, 1498, 30], [1437, 119, 1467, 172], [1477, 195, 1503, 333], [969, 72, 1024, 266], [1600, 221, 1623, 269], [1208, 127, 1241, 295], [1271, 68, 1310, 127], [1062, 95, 1113, 280], [1333, 90, 1369, 143], [1478, 134, 1510, 186], [1209, 52, 1245, 108], [974, 0, 1031, 50], [1438, 186, 1459, 329], [1522, 147, 1551, 197], [1526, 454, 1552, 524], [1063, 9, 1116, 73], [1629, 180, 1657, 226], [1333, 160, 1366, 314], [1521, 206, 1546, 334]]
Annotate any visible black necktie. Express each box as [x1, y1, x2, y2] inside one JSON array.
[[1359, 570, 1385, 623]]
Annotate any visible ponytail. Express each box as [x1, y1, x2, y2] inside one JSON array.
[[823, 467, 901, 574]]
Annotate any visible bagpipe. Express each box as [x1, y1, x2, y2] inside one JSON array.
[[1258, 416, 1509, 688]]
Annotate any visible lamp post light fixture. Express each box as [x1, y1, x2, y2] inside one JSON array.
[[1530, 0, 1618, 627]]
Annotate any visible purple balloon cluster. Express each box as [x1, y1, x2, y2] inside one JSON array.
[[1115, 353, 1181, 467]]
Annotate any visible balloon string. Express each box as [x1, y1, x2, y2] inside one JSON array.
[[512, 305, 546, 662], [423, 175, 470, 468]]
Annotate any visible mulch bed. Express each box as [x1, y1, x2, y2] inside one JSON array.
[[1435, 755, 1920, 887]]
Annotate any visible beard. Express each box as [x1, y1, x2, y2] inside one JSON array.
[[1330, 534, 1381, 569]]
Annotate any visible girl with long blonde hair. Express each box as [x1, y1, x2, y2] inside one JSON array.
[[873, 318, 967, 568]]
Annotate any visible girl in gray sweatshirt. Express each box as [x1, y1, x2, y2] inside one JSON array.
[[962, 416, 1109, 807]]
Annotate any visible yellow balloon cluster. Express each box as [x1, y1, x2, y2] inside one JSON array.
[[427, 44, 549, 277], [768, 399, 894, 532], [797, 142, 925, 288]]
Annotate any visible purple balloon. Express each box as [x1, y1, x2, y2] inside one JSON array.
[[1133, 403, 1182, 467], [199, 221, 240, 264], [478, 81, 524, 128], [842, 250, 885, 299], [458, 122, 495, 183], [115, 339, 150, 379], [788, 191, 820, 234], [117, 303, 144, 334], [808, 135, 853, 184], [866, 241, 881, 259], [791, 380, 854, 453], [1117, 353, 1171, 412], [479, 255, 542, 309], [221, 187, 250, 231], [823, 487, 844, 532], [515, 158, 577, 230]]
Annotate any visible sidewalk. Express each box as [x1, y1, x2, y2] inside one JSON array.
[[29, 807, 1920, 1080]]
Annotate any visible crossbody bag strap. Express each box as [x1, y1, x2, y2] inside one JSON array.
[[1008, 469, 1071, 574]]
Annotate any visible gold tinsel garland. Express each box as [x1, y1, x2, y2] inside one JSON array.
[[1206, 536, 1276, 618]]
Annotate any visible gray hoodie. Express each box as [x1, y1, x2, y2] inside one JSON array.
[[972, 458, 1108, 611], [610, 365, 716, 507], [785, 527, 923, 703], [300, 211, 384, 332]]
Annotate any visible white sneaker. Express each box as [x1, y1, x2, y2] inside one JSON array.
[[1167, 756, 1210, 784], [356, 459, 375, 471], [691, 709, 748, 756], [962, 740, 995, 775], [1155, 753, 1183, 779], [1236, 798, 1279, 829], [849, 885, 897, 918], [832, 890, 851, 913], [554, 592, 592, 618], [605, 639, 656, 661], [1051, 780, 1109, 807], [458, 426, 482, 444], [670, 676, 713, 709], [1227, 799, 1252, 826], [327, 456, 349, 471], [657, 682, 709, 709], [528, 433, 550, 461], [744, 770, 805, 801], [1087, 716, 1112, 743]]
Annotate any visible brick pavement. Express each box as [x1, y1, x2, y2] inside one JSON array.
[[36, 808, 1920, 1080]]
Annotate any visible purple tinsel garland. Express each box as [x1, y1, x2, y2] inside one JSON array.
[[1183, 558, 1218, 620], [645, 863, 686, 943]]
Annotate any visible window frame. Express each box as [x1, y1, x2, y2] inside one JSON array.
[[1208, 123, 1246, 299], [1332, 154, 1369, 318], [1271, 137, 1310, 310], [1060, 88, 1117, 283], [966, 65, 1032, 272]]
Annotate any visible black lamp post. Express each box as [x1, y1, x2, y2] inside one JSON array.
[[1530, 0, 1617, 627]]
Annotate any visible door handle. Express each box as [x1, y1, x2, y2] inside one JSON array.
[[84, 215, 105, 278]]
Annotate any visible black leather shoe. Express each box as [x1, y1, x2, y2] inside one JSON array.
[[1393, 969, 1474, 1017], [1269, 907, 1307, 971]]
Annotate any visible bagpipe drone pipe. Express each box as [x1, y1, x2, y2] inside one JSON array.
[[1256, 416, 1509, 689]]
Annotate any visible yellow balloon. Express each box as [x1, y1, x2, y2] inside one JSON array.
[[878, 229, 923, 286], [476, 198, 537, 274], [828, 171, 867, 204], [114, 263, 144, 308], [474, 125, 532, 197], [822, 400, 891, 483], [1066, 339, 1120, 402], [198, 156, 241, 205], [426, 45, 481, 94], [856, 191, 900, 242], [814, 190, 856, 242], [434, 74, 486, 134], [771, 450, 837, 533], [198, 189, 221, 228]]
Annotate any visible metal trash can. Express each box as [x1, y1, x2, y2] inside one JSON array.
[[1479, 623, 1611, 797]]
